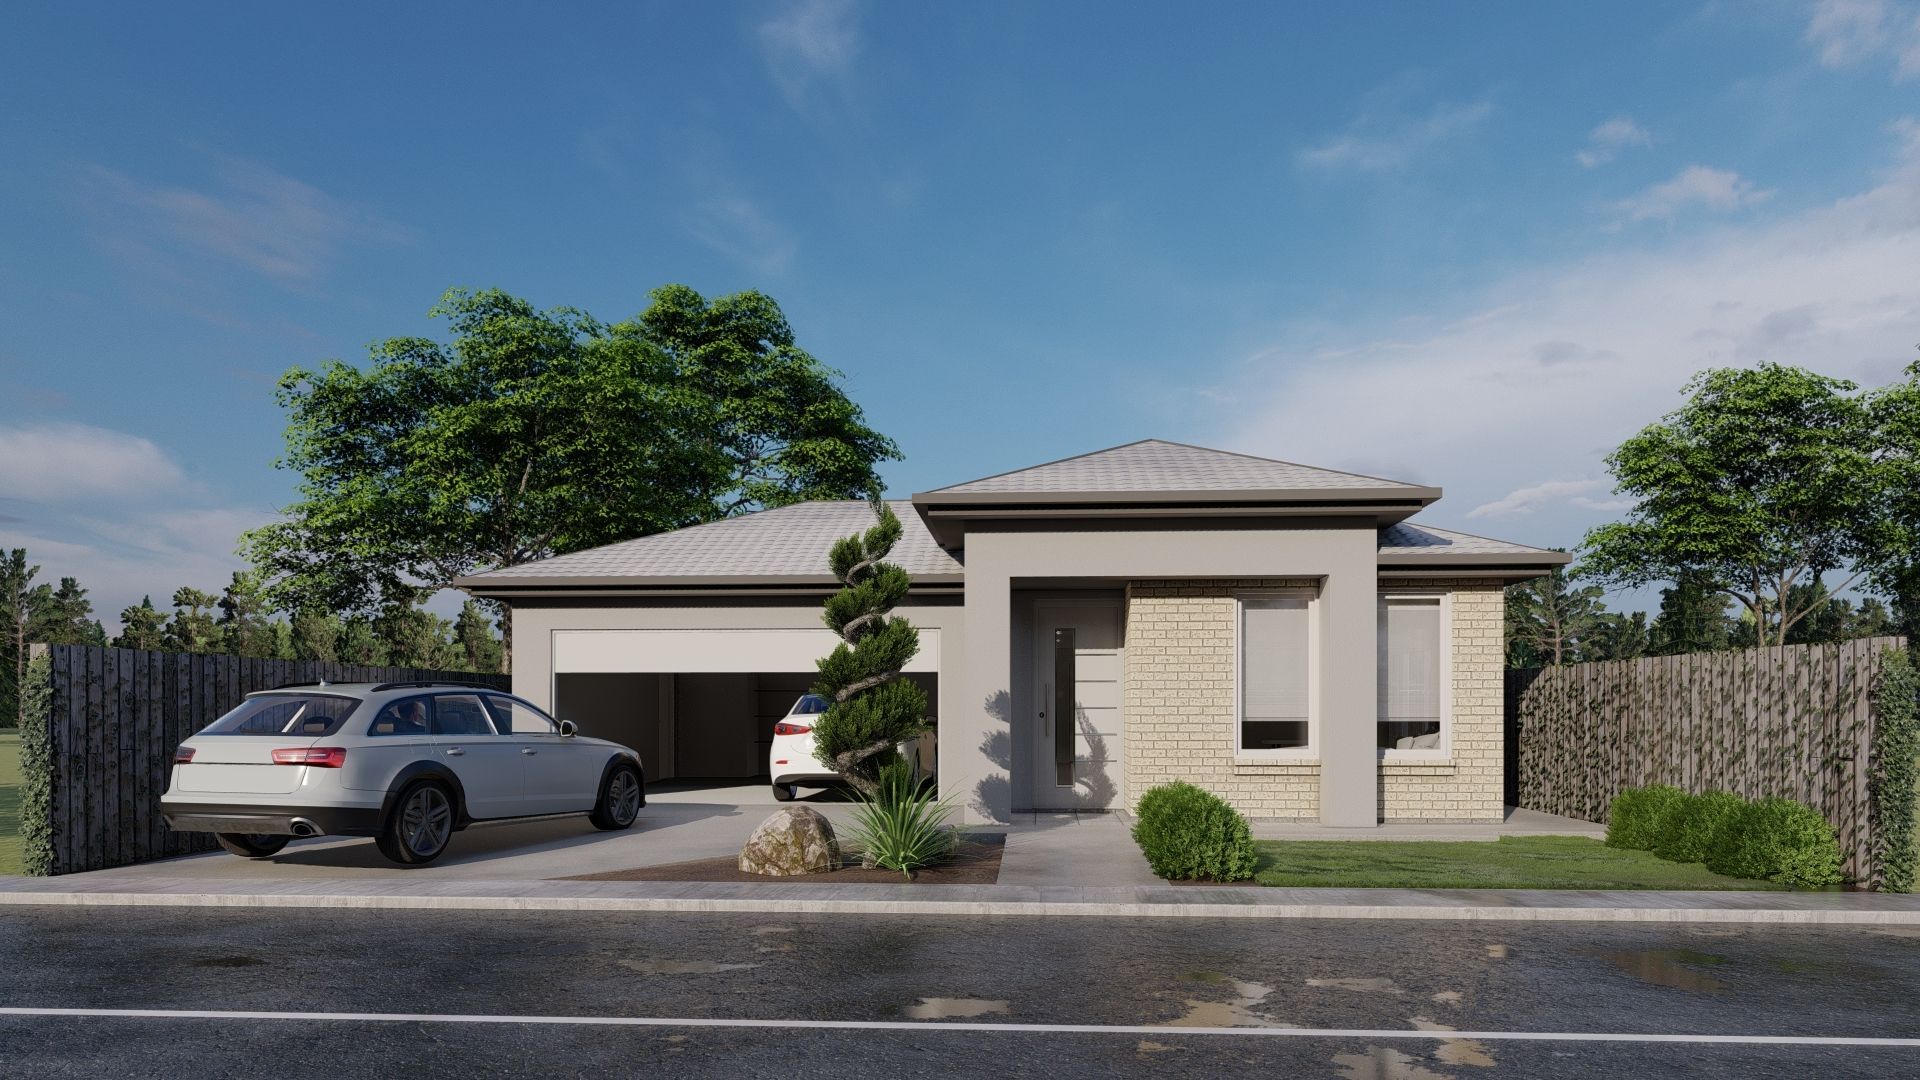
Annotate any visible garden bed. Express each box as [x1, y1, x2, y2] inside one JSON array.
[[558, 832, 1004, 885], [1247, 835, 1783, 890]]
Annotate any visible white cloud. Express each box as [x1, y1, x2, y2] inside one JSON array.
[[1613, 165, 1774, 224], [0, 508, 269, 633], [757, 0, 862, 110], [1216, 120, 1920, 554], [1805, 0, 1920, 81], [81, 154, 406, 285], [1467, 478, 1633, 519], [686, 195, 798, 277], [1576, 116, 1652, 168], [0, 423, 185, 501], [1298, 100, 1494, 172]]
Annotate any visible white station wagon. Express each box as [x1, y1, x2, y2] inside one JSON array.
[[161, 681, 645, 865]]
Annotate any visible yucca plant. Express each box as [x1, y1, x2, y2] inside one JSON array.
[[845, 757, 956, 879]]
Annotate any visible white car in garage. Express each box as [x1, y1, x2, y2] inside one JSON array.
[[768, 692, 934, 801], [162, 681, 645, 865]]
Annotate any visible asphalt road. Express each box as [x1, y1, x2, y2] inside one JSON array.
[[0, 907, 1916, 1078]]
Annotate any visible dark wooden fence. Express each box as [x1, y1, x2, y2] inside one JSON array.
[[1509, 637, 1905, 883], [24, 644, 509, 876]]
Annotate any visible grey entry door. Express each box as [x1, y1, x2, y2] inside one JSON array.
[[1029, 598, 1124, 810]]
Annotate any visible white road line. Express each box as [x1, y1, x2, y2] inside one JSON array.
[[0, 1007, 1914, 1047]]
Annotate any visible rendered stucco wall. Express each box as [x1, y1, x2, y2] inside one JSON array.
[[1123, 580, 1322, 819], [1378, 579, 1506, 822]]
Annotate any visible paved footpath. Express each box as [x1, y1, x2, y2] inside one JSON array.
[[2, 906, 1917, 1078], [5, 870, 1920, 924]]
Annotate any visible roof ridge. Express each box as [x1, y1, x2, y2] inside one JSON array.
[[1144, 438, 1429, 489], [1386, 519, 1564, 555], [921, 439, 1161, 493]]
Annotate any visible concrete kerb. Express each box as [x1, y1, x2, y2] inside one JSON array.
[[4, 881, 1920, 925]]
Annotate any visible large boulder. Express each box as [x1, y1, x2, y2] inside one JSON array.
[[738, 807, 840, 876]]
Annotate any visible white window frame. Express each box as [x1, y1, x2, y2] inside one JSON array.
[[1234, 588, 1319, 760], [1378, 590, 1452, 761]]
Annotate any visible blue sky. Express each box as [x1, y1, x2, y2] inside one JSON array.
[[3, 1, 1919, 626]]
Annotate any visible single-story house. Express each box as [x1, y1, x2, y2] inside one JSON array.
[[457, 440, 1566, 826]]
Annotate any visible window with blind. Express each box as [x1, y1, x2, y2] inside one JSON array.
[[1239, 595, 1312, 752], [1378, 596, 1444, 752]]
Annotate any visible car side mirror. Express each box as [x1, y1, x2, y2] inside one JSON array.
[[558, 720, 577, 737]]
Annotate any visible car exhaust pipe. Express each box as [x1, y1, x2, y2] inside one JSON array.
[[289, 818, 319, 838]]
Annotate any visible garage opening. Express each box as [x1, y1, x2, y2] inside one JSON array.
[[555, 672, 939, 786]]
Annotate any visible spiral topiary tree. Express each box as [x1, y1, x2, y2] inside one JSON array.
[[810, 500, 928, 796]]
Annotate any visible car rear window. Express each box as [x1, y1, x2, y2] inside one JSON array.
[[199, 694, 360, 737], [790, 694, 829, 715]]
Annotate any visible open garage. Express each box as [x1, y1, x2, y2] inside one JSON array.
[[548, 627, 941, 787]]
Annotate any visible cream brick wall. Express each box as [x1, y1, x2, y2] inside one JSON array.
[[1122, 576, 1506, 823], [1123, 579, 1322, 820]]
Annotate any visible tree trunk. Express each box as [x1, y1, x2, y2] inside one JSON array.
[[500, 607, 513, 676]]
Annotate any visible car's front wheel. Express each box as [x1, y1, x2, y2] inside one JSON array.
[[377, 780, 456, 865], [214, 833, 289, 859], [590, 763, 644, 831]]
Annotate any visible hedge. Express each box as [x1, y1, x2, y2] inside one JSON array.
[[1869, 648, 1918, 893], [1651, 790, 1746, 864], [1131, 781, 1259, 882], [18, 652, 52, 876], [1605, 784, 1685, 851], [1707, 797, 1843, 889]]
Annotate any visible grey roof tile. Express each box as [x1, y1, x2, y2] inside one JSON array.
[[923, 439, 1427, 496], [461, 501, 960, 583], [1378, 522, 1566, 560]]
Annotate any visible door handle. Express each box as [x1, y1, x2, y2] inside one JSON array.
[[444, 748, 464, 757], [521, 748, 537, 756]]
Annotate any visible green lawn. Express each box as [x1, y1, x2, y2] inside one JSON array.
[[0, 731, 21, 875], [1253, 835, 1781, 890]]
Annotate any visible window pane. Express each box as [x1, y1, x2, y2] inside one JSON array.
[[368, 698, 431, 738], [1241, 597, 1309, 750], [202, 694, 357, 736], [432, 694, 497, 736], [485, 695, 558, 735], [1379, 599, 1442, 750]]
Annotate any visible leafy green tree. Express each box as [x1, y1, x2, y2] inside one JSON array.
[[114, 597, 168, 650], [1864, 358, 1920, 655], [337, 617, 386, 665], [289, 608, 341, 662], [243, 285, 898, 671], [0, 549, 50, 728], [164, 587, 222, 654], [1580, 365, 1879, 648], [1647, 576, 1735, 655], [216, 572, 278, 659], [377, 603, 456, 669], [453, 600, 503, 674], [810, 503, 929, 795], [1504, 560, 1609, 667], [1577, 610, 1649, 662], [32, 578, 105, 647]]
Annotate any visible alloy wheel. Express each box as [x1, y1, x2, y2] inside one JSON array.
[[402, 786, 452, 856]]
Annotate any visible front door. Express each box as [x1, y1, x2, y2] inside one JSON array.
[[1029, 598, 1124, 810]]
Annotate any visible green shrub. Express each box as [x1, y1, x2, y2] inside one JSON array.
[[1652, 790, 1746, 864], [1869, 648, 1918, 892], [1131, 781, 1259, 882], [18, 653, 52, 876], [1606, 785, 1686, 851], [844, 757, 956, 878], [1708, 797, 1843, 889]]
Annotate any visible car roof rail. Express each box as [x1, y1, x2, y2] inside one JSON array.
[[368, 680, 500, 693]]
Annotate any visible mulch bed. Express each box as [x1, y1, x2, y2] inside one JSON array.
[[557, 833, 1005, 885]]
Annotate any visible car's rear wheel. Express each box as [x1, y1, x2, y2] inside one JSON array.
[[377, 781, 455, 865], [590, 763, 644, 831], [771, 783, 796, 802], [214, 833, 289, 859]]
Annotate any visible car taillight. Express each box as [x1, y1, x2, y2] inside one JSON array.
[[272, 747, 348, 768], [773, 722, 811, 736], [173, 746, 195, 764]]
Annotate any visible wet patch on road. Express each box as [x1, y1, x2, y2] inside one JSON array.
[[619, 958, 758, 975], [1306, 976, 1404, 995], [1166, 976, 1280, 1028], [902, 997, 1010, 1020], [1411, 1017, 1496, 1067], [1331, 1046, 1457, 1080], [1585, 948, 1727, 992]]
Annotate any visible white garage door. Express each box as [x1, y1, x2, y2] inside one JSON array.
[[553, 628, 941, 674]]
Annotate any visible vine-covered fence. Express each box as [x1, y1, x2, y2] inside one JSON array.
[[1509, 637, 1905, 883], [19, 644, 508, 876]]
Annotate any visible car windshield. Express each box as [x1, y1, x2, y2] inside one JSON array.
[[199, 694, 359, 737], [790, 694, 830, 716]]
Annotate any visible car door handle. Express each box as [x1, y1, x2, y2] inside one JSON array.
[[444, 747, 464, 757], [521, 748, 537, 756]]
